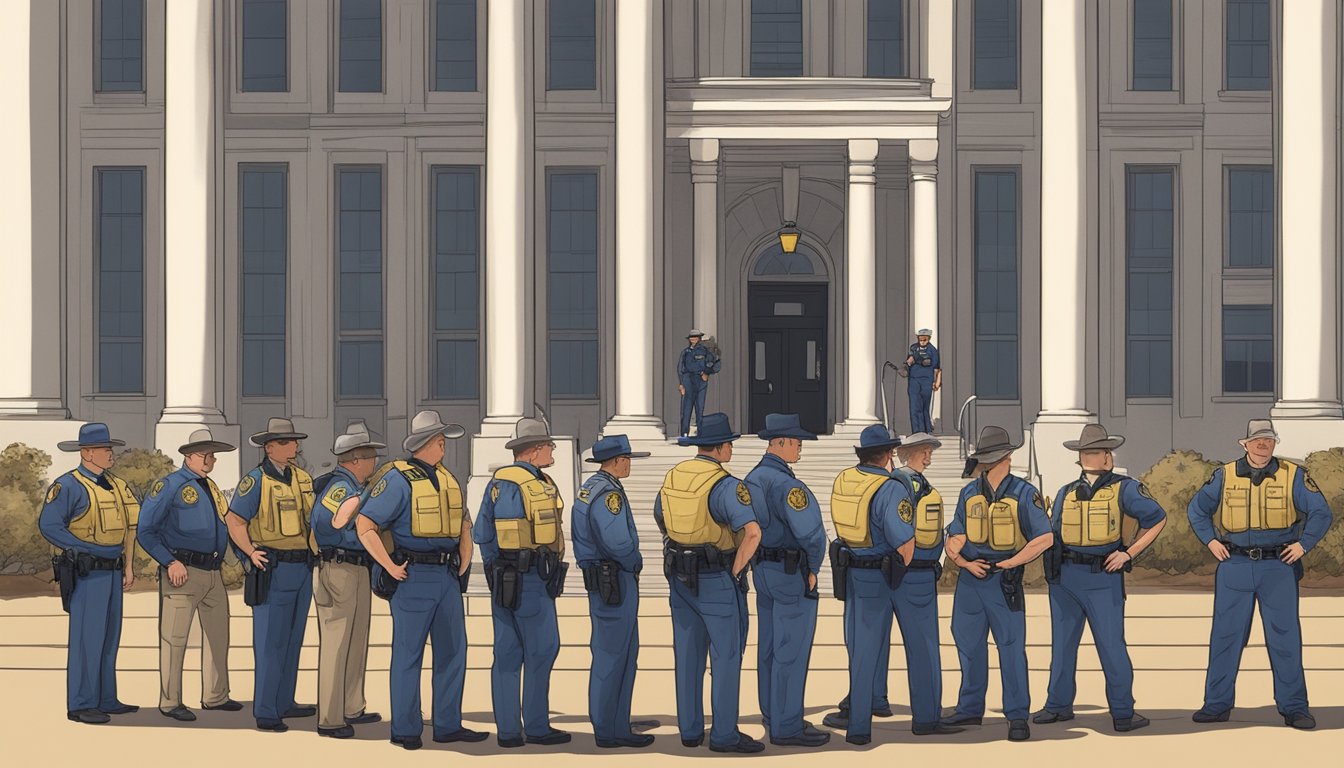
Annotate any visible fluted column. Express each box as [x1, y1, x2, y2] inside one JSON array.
[[690, 138, 720, 336], [841, 139, 880, 428], [908, 138, 939, 430]]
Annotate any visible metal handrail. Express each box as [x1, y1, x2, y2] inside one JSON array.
[[956, 395, 977, 460]]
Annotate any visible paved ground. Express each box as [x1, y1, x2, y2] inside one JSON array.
[[2, 589, 1341, 765]]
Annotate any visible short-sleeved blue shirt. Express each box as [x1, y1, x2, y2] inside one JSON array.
[[653, 455, 758, 541], [358, 458, 463, 554], [571, 470, 642, 573], [38, 465, 128, 559], [1187, 457, 1333, 551], [946, 473, 1052, 562], [310, 465, 364, 551], [845, 465, 917, 560], [1050, 472, 1167, 556]]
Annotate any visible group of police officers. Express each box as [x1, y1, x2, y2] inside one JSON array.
[[39, 404, 1331, 749]]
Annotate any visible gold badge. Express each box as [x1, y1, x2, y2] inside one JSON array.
[[490, 484, 500, 503], [237, 475, 255, 496], [605, 492, 623, 514], [736, 482, 752, 505], [45, 483, 60, 504], [787, 487, 808, 511], [370, 478, 387, 498], [899, 499, 914, 524], [328, 486, 348, 504], [150, 479, 165, 498], [1305, 473, 1321, 493], [578, 487, 591, 501], [181, 485, 199, 504]]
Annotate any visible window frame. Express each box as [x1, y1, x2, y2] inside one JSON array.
[[748, 0, 806, 78], [428, 165, 482, 401], [1123, 165, 1178, 401], [1130, 0, 1174, 92], [864, 0, 908, 78], [1221, 304, 1274, 395], [94, 0, 146, 95], [336, 0, 386, 95], [971, 0, 1019, 91], [238, 163, 290, 400], [1223, 0, 1272, 92], [429, 0, 478, 93], [238, 0, 290, 94], [546, 0, 598, 92], [333, 164, 387, 402], [971, 165, 1022, 402], [93, 166, 147, 395], [1223, 164, 1274, 271], [545, 168, 602, 402]]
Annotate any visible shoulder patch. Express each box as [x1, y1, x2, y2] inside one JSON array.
[[787, 487, 809, 511], [1304, 473, 1321, 494], [898, 498, 914, 524], [237, 474, 255, 497], [327, 485, 348, 504], [578, 487, 591, 501], [370, 478, 387, 498], [736, 482, 752, 506], [1032, 492, 1045, 508], [605, 492, 623, 514], [1138, 483, 1154, 500], [181, 485, 199, 504], [490, 484, 500, 503], [45, 482, 60, 504], [150, 479, 165, 498]]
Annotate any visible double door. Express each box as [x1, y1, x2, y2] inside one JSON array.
[[748, 283, 828, 435]]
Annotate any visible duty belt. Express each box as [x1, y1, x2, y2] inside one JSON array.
[[1223, 542, 1293, 561], [77, 553, 124, 572], [170, 549, 223, 570], [906, 559, 941, 570], [496, 547, 561, 574], [665, 544, 735, 572], [266, 548, 314, 565], [846, 554, 886, 570], [401, 549, 461, 567], [1062, 547, 1122, 569], [320, 547, 374, 569]]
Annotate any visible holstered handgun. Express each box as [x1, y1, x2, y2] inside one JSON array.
[[782, 549, 801, 576], [829, 540, 848, 602], [492, 562, 522, 610], [678, 549, 700, 595], [372, 550, 409, 601], [242, 552, 273, 607], [1043, 540, 1063, 584], [998, 564, 1025, 613], [597, 562, 621, 606], [52, 551, 77, 614], [881, 553, 908, 591]]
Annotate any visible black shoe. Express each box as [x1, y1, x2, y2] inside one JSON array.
[[846, 733, 871, 745], [709, 733, 765, 753], [1008, 720, 1030, 741], [160, 706, 197, 722], [318, 725, 355, 739], [345, 710, 382, 725], [392, 735, 423, 751], [498, 736, 525, 748], [874, 705, 894, 718], [941, 713, 983, 727], [256, 718, 289, 732], [681, 735, 704, 748], [1032, 708, 1074, 724], [1114, 714, 1150, 732], [822, 710, 849, 729], [912, 723, 964, 736], [100, 703, 139, 715], [67, 709, 111, 725], [525, 728, 572, 746], [1284, 712, 1316, 730], [630, 719, 661, 732], [201, 699, 243, 712], [434, 727, 489, 743], [282, 705, 316, 719], [596, 734, 657, 748], [1192, 708, 1230, 723], [771, 726, 830, 747]]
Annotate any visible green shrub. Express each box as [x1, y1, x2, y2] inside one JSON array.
[[0, 443, 54, 574], [1137, 450, 1220, 576], [109, 448, 179, 580], [1303, 448, 1344, 577]]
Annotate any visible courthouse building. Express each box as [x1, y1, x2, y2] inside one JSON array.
[[1, 0, 1341, 501]]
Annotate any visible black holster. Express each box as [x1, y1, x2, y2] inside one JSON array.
[[372, 551, 409, 601], [491, 563, 522, 609], [1043, 540, 1063, 585], [52, 551, 77, 614], [830, 540, 849, 602], [457, 564, 471, 594], [663, 545, 701, 596], [546, 562, 569, 600], [998, 564, 1025, 613], [735, 568, 749, 594], [881, 554, 908, 591], [583, 561, 622, 606], [243, 555, 273, 607]]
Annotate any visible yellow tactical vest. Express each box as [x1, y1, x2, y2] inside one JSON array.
[[250, 465, 315, 550], [660, 459, 738, 551], [493, 466, 564, 552], [69, 471, 140, 547], [965, 491, 1027, 552], [914, 486, 945, 549], [1059, 481, 1122, 547], [390, 459, 465, 539], [1218, 460, 1300, 533], [830, 468, 889, 548]]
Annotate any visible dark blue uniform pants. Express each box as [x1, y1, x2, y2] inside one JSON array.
[[491, 569, 561, 740], [1202, 556, 1308, 715], [67, 569, 124, 712], [908, 378, 934, 434], [251, 560, 312, 721], [894, 569, 945, 727], [846, 569, 942, 735], [670, 572, 747, 748], [1044, 563, 1134, 718], [389, 563, 468, 739], [588, 570, 640, 741], [679, 380, 708, 436], [754, 562, 817, 739], [951, 570, 1030, 721]]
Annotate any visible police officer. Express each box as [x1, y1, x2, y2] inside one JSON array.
[[357, 410, 483, 750], [904, 328, 941, 434], [942, 425, 1053, 741], [226, 417, 317, 732], [39, 423, 139, 724], [310, 420, 385, 738], [475, 416, 570, 747], [745, 413, 828, 747], [1036, 424, 1166, 732], [572, 434, 656, 749], [678, 330, 718, 437], [1187, 419, 1332, 730], [655, 412, 764, 753], [137, 428, 241, 721]]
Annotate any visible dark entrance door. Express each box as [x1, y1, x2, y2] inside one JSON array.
[[748, 283, 828, 434]]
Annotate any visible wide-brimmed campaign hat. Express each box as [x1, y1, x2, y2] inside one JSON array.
[[179, 428, 237, 455], [757, 413, 817, 441], [1239, 418, 1280, 445], [404, 410, 466, 453], [678, 413, 741, 446], [967, 425, 1020, 465], [855, 424, 902, 451], [916, 328, 933, 337], [1063, 423, 1126, 451], [586, 434, 651, 464], [57, 422, 126, 452], [687, 329, 705, 339], [333, 419, 386, 456], [899, 432, 942, 450], [249, 417, 308, 447], [504, 417, 555, 451]]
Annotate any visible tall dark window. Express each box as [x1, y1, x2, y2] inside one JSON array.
[[548, 0, 596, 91], [750, 0, 804, 77], [240, 166, 288, 398], [433, 0, 477, 91], [95, 168, 145, 393], [1125, 168, 1175, 398], [1132, 0, 1173, 91], [97, 0, 144, 93], [973, 0, 1018, 90], [1223, 306, 1273, 393], [336, 168, 384, 399], [547, 171, 599, 398], [431, 168, 480, 399], [1226, 166, 1273, 268], [1226, 0, 1271, 90], [242, 0, 288, 92], [339, 0, 383, 93], [973, 169, 1020, 400], [866, 0, 905, 77]]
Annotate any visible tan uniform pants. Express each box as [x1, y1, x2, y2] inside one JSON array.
[[158, 565, 231, 709], [313, 560, 372, 728]]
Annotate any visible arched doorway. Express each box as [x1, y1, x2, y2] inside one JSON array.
[[747, 241, 829, 434]]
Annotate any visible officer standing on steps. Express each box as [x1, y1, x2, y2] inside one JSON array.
[[1187, 419, 1332, 730], [1036, 424, 1166, 733], [226, 417, 318, 733], [475, 416, 571, 748], [746, 413, 829, 748], [356, 410, 484, 751], [655, 412, 764, 754], [39, 423, 140, 725], [904, 328, 941, 434], [942, 425, 1053, 742], [572, 434, 656, 749], [678, 330, 717, 437]]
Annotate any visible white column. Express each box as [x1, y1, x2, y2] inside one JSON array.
[[841, 139, 880, 428], [908, 138, 939, 429], [690, 138, 720, 335], [922, 0, 955, 99], [605, 0, 664, 439], [481, 0, 529, 434]]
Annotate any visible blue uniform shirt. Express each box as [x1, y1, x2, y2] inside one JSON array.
[[745, 453, 827, 575], [571, 470, 642, 573], [228, 460, 292, 524], [473, 461, 550, 565], [359, 457, 463, 554], [38, 465, 128, 559], [947, 473, 1052, 562], [1187, 457, 1333, 551], [677, 345, 714, 387], [653, 456, 758, 539], [136, 466, 229, 566], [907, 343, 940, 381], [1050, 473, 1167, 557], [904, 468, 946, 562], [846, 465, 916, 559], [311, 465, 364, 551]]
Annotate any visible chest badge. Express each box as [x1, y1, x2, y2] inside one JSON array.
[[605, 492, 623, 514], [181, 485, 199, 505], [787, 487, 808, 511]]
